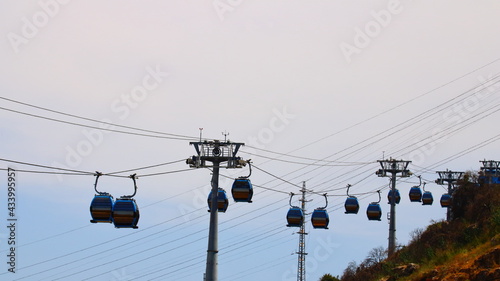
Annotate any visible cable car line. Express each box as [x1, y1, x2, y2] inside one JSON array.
[[239, 73, 500, 197], [305, 75, 500, 170], [389, 99, 500, 160], [0, 157, 196, 179], [219, 170, 290, 195], [252, 164, 302, 188], [0, 106, 194, 141], [255, 58, 500, 160], [0, 168, 90, 176], [0, 96, 197, 140], [103, 158, 186, 175], [414, 132, 500, 173], [261, 72, 500, 172], [135, 168, 195, 178], [0, 73, 492, 197], [241, 148, 374, 166], [0, 157, 97, 176]]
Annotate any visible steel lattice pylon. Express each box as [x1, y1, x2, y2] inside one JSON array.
[[296, 182, 308, 281]]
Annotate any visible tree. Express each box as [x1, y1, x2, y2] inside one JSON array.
[[341, 261, 358, 281], [363, 246, 387, 266], [319, 273, 340, 281]]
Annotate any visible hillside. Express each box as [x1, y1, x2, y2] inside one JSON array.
[[327, 172, 500, 281]]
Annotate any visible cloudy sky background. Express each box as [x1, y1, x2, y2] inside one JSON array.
[[1, 1, 500, 280]]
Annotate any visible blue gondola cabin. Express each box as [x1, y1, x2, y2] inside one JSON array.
[[112, 198, 139, 229], [286, 207, 304, 227], [311, 209, 329, 229], [90, 194, 114, 223]]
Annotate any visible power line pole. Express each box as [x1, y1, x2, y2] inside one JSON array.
[[187, 139, 245, 281], [436, 170, 463, 222], [297, 182, 308, 281], [375, 158, 411, 257]]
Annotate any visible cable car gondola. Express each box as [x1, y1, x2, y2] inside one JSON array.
[[112, 174, 140, 229], [387, 189, 401, 204], [409, 187, 422, 202], [286, 193, 304, 227], [208, 188, 229, 212], [90, 172, 114, 223], [113, 198, 139, 229], [231, 161, 253, 203], [366, 190, 382, 221], [90, 194, 114, 223], [287, 207, 304, 227], [440, 193, 452, 208], [344, 184, 360, 214], [409, 176, 423, 202], [422, 192, 433, 205], [311, 194, 329, 229], [232, 178, 253, 202], [421, 183, 433, 205]]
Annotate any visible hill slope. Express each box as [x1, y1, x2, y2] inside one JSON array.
[[333, 172, 500, 281]]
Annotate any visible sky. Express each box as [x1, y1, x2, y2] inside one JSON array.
[[1, 1, 500, 280]]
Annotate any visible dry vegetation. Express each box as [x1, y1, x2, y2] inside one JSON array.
[[329, 172, 500, 281]]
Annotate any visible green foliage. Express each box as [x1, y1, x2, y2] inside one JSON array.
[[492, 207, 500, 231], [319, 273, 340, 281]]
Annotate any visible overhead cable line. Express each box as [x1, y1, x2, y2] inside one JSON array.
[[267, 75, 500, 193], [0, 158, 97, 176], [0, 96, 197, 140], [252, 164, 302, 188], [0, 157, 193, 179], [270, 57, 500, 156], [13, 206, 207, 279], [240, 150, 375, 166], [104, 159, 186, 175], [0, 106, 194, 141]]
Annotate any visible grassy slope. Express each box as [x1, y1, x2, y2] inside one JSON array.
[[338, 174, 500, 281]]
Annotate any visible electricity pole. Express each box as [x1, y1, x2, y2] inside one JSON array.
[[375, 158, 411, 257], [436, 170, 463, 222], [187, 139, 245, 281], [296, 182, 308, 281]]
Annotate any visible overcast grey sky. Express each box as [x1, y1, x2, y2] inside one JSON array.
[[1, 1, 500, 280]]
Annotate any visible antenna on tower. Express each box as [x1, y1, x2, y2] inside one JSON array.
[[199, 128, 203, 142], [222, 131, 229, 142]]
